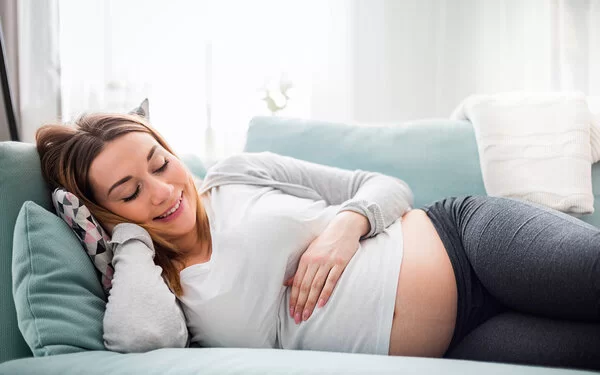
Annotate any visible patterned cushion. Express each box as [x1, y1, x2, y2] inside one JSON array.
[[52, 188, 114, 293]]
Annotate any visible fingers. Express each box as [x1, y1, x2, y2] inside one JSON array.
[[291, 264, 318, 324], [297, 267, 330, 322], [289, 265, 345, 324], [288, 263, 308, 319], [316, 266, 343, 309]]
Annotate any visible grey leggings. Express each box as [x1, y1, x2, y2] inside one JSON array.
[[423, 196, 600, 370]]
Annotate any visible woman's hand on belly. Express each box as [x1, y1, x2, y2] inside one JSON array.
[[284, 211, 369, 324]]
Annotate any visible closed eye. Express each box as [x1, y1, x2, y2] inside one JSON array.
[[122, 159, 169, 202], [154, 159, 169, 173], [123, 185, 140, 202]]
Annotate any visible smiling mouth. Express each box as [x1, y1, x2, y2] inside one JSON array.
[[154, 192, 184, 220]]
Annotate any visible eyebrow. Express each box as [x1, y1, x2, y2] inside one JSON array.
[[147, 145, 158, 162], [106, 145, 158, 198]]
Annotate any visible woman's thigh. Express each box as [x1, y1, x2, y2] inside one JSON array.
[[446, 311, 600, 370], [454, 196, 600, 322]]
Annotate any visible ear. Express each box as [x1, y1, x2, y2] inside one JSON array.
[[129, 98, 150, 120]]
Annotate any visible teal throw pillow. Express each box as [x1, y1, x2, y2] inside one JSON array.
[[12, 201, 106, 356]]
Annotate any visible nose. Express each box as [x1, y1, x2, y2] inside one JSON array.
[[150, 177, 174, 206]]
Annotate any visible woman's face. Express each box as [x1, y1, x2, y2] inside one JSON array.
[[89, 131, 197, 238]]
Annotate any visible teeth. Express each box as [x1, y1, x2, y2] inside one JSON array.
[[158, 197, 181, 219]]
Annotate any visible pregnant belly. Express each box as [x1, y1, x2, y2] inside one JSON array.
[[388, 209, 458, 357]]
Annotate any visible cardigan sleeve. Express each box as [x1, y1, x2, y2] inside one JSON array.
[[103, 223, 188, 352], [200, 152, 413, 238]]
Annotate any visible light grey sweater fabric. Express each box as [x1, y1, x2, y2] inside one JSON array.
[[102, 151, 414, 353]]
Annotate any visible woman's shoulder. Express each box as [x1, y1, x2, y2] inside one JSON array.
[[199, 152, 281, 190], [207, 152, 279, 173]]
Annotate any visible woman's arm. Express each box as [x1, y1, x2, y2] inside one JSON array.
[[103, 223, 188, 352], [202, 152, 414, 322], [201, 151, 414, 238]]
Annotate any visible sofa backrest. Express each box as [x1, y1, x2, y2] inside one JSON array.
[[244, 116, 600, 228], [245, 117, 486, 207]]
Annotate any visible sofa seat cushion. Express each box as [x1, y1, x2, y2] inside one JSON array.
[[0, 347, 594, 375]]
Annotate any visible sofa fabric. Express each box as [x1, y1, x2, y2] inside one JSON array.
[[1, 347, 596, 375], [245, 117, 487, 209], [0, 142, 52, 363]]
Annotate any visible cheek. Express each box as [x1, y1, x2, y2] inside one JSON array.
[[170, 161, 196, 194], [110, 202, 152, 222], [172, 160, 190, 181]]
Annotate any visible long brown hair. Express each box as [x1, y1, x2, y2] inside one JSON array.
[[36, 113, 210, 296]]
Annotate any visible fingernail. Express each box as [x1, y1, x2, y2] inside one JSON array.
[[294, 312, 301, 324], [302, 310, 310, 321], [290, 306, 294, 317], [317, 299, 325, 308]]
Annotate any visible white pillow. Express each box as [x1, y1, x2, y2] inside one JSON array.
[[452, 92, 594, 215]]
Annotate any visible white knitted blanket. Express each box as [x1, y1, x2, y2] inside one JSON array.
[[451, 92, 600, 215]]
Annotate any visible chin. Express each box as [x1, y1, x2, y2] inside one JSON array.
[[159, 214, 197, 239], [174, 199, 198, 234]]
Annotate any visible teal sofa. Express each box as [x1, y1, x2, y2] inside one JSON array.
[[0, 116, 598, 374]]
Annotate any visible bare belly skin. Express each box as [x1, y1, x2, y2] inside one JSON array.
[[388, 209, 458, 357]]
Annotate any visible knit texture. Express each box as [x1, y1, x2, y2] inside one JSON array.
[[452, 92, 594, 215]]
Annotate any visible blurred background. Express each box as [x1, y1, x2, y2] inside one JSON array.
[[0, 0, 599, 163]]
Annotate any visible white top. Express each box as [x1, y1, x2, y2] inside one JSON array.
[[178, 183, 404, 354], [103, 151, 413, 354]]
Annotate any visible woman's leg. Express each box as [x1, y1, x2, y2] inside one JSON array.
[[450, 196, 600, 322], [446, 311, 600, 370], [426, 195, 600, 367]]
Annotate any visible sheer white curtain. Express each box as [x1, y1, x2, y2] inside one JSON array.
[[349, 0, 600, 123], [56, 0, 349, 164], [17, 0, 60, 142], [17, 0, 600, 156], [60, 0, 209, 158], [553, 0, 600, 112]]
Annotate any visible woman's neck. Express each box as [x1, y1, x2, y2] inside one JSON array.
[[178, 224, 211, 254], [174, 190, 212, 268], [176, 219, 212, 267]]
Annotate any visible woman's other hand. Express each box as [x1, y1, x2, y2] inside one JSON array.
[[284, 211, 369, 324]]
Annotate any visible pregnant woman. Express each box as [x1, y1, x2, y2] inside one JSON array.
[[36, 112, 600, 370]]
